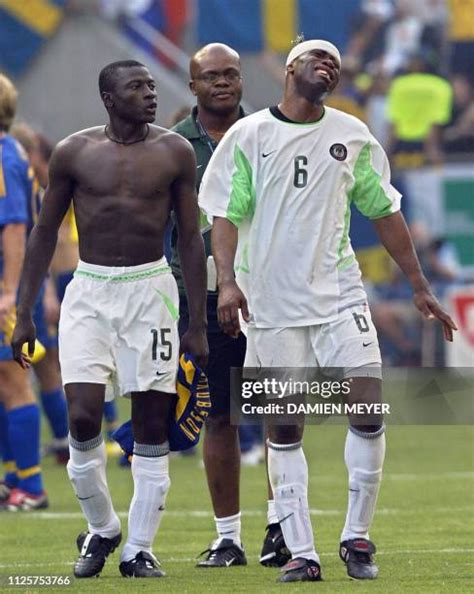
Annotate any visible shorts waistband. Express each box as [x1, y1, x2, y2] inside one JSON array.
[[75, 258, 171, 282]]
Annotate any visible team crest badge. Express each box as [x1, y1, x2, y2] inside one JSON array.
[[330, 143, 347, 161]]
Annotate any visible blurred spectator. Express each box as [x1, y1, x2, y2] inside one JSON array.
[[365, 69, 391, 146], [424, 237, 462, 285], [386, 51, 452, 168], [382, 0, 424, 76], [9, 121, 40, 165], [411, 222, 459, 277], [411, 0, 448, 65], [411, 222, 462, 293], [348, 0, 448, 75], [448, 0, 474, 83], [347, 0, 394, 70], [443, 75, 474, 155], [9, 124, 52, 190]]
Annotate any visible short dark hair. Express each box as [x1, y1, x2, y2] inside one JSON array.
[[98, 60, 146, 94]]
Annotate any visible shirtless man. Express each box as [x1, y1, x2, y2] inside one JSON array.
[[12, 60, 208, 579]]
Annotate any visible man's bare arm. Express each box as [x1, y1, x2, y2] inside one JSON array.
[[16, 141, 74, 316], [12, 140, 75, 365], [211, 217, 248, 338], [171, 138, 208, 366], [212, 217, 238, 288], [373, 211, 457, 341]]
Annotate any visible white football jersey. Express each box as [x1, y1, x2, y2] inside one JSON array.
[[199, 106, 401, 328]]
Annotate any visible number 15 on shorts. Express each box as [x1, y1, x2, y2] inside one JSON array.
[[151, 328, 172, 361]]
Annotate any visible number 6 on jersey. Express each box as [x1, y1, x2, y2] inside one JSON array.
[[294, 155, 308, 188]]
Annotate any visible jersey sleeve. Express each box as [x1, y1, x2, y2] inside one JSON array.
[[199, 123, 255, 228], [0, 151, 29, 227], [349, 134, 401, 220]]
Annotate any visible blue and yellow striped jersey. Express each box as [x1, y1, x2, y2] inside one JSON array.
[[0, 134, 39, 274], [0, 134, 45, 363]]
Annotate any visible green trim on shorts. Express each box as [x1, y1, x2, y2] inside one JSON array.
[[74, 265, 171, 283], [154, 288, 180, 321]]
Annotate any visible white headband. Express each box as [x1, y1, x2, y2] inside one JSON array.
[[286, 40, 341, 67]]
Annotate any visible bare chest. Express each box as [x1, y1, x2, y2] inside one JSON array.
[[72, 143, 175, 199]]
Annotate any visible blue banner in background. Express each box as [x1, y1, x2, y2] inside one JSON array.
[[197, 0, 263, 51], [298, 0, 360, 53], [0, 0, 66, 76], [197, 0, 361, 53]]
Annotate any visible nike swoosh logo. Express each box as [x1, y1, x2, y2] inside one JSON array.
[[349, 488, 360, 493], [262, 150, 276, 158], [77, 495, 95, 501], [225, 559, 235, 567], [363, 342, 373, 347], [156, 371, 166, 376], [197, 164, 204, 169]]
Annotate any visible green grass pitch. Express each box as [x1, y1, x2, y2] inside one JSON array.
[[1, 420, 473, 593]]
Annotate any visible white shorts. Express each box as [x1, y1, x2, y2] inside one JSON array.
[[244, 304, 382, 378], [59, 258, 179, 394]]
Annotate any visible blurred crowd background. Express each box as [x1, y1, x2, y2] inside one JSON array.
[[1, 0, 473, 369]]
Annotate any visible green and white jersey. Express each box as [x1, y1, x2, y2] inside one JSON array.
[[199, 106, 401, 328]]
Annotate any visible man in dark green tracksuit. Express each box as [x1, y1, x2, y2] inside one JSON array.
[[170, 43, 248, 567], [171, 43, 290, 570]]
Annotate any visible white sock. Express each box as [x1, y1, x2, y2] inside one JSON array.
[[267, 499, 279, 526], [341, 425, 386, 542], [267, 441, 319, 564], [214, 512, 242, 549], [67, 434, 120, 538], [121, 442, 171, 562]]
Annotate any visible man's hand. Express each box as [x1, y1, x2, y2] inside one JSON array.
[[0, 292, 16, 328], [11, 313, 37, 369], [217, 279, 250, 339], [413, 288, 457, 342], [180, 326, 209, 370]]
